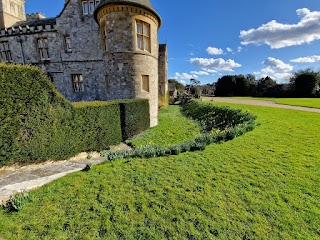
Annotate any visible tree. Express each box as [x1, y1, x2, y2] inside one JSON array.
[[290, 69, 320, 97], [189, 79, 202, 98], [256, 76, 277, 97], [215, 75, 236, 96], [234, 75, 251, 96], [246, 74, 258, 96], [190, 78, 201, 86], [215, 75, 251, 96], [168, 79, 185, 93]]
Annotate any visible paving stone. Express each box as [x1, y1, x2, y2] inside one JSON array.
[[0, 153, 109, 204]]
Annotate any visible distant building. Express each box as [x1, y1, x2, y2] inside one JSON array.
[[0, 0, 168, 127], [168, 82, 177, 98]]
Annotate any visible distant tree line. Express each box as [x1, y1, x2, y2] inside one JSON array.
[[214, 69, 320, 98]]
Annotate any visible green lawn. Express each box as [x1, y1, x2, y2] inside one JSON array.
[[127, 105, 201, 147], [231, 97, 320, 109], [1, 104, 319, 239]]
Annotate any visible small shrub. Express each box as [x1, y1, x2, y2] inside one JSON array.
[[170, 144, 182, 155], [3, 192, 34, 213]]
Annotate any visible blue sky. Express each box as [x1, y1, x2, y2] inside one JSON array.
[[26, 0, 320, 85]]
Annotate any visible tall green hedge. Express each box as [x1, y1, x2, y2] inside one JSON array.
[[0, 63, 77, 165], [119, 99, 150, 140], [73, 102, 122, 152], [0, 64, 149, 166]]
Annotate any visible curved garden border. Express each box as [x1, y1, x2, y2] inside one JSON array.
[[102, 101, 257, 161]]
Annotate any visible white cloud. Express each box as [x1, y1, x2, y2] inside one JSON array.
[[290, 55, 320, 63], [272, 72, 293, 81], [238, 46, 242, 52], [190, 58, 241, 72], [175, 72, 198, 81], [240, 8, 320, 49], [206, 47, 224, 55], [190, 71, 209, 76], [259, 57, 293, 82], [205, 69, 218, 73], [226, 47, 233, 52], [262, 57, 293, 74]]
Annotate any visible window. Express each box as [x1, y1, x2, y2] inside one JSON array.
[[136, 20, 151, 52], [82, 1, 88, 15], [65, 36, 72, 52], [72, 74, 84, 92], [37, 38, 50, 60], [142, 75, 149, 92], [101, 21, 107, 51], [0, 42, 12, 62], [82, 0, 99, 15], [89, 1, 94, 14], [105, 75, 109, 89]]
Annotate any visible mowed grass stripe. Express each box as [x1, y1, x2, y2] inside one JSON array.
[[0, 104, 319, 239]]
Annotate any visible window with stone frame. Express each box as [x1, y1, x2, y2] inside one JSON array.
[[89, 1, 94, 14], [0, 42, 12, 62], [71, 74, 85, 92], [136, 20, 151, 52], [37, 38, 50, 61], [142, 75, 150, 92], [82, 0, 100, 15], [64, 35, 72, 52]]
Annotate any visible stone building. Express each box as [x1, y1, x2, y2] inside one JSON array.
[[0, 0, 168, 127]]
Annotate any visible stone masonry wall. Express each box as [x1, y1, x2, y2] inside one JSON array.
[[97, 5, 160, 127], [158, 44, 168, 97], [0, 0, 165, 126]]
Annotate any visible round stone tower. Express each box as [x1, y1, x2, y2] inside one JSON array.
[[94, 0, 162, 127]]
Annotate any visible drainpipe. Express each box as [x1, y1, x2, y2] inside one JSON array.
[[16, 36, 25, 65]]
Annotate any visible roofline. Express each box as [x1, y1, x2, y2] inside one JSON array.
[[94, 1, 162, 28], [57, 0, 70, 18]]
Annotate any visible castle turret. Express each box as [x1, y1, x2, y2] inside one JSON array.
[[94, 0, 161, 127], [0, 0, 26, 29]]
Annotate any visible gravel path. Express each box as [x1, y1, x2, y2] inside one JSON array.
[[203, 97, 320, 113]]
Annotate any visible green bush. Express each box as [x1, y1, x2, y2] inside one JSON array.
[[0, 64, 148, 166], [0, 63, 78, 165], [3, 191, 34, 213], [180, 100, 256, 132], [119, 99, 150, 140]]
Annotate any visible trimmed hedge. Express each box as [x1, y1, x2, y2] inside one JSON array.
[[0, 63, 76, 165], [180, 100, 255, 132], [73, 102, 122, 151], [119, 99, 150, 140], [0, 64, 149, 166], [102, 100, 256, 161]]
